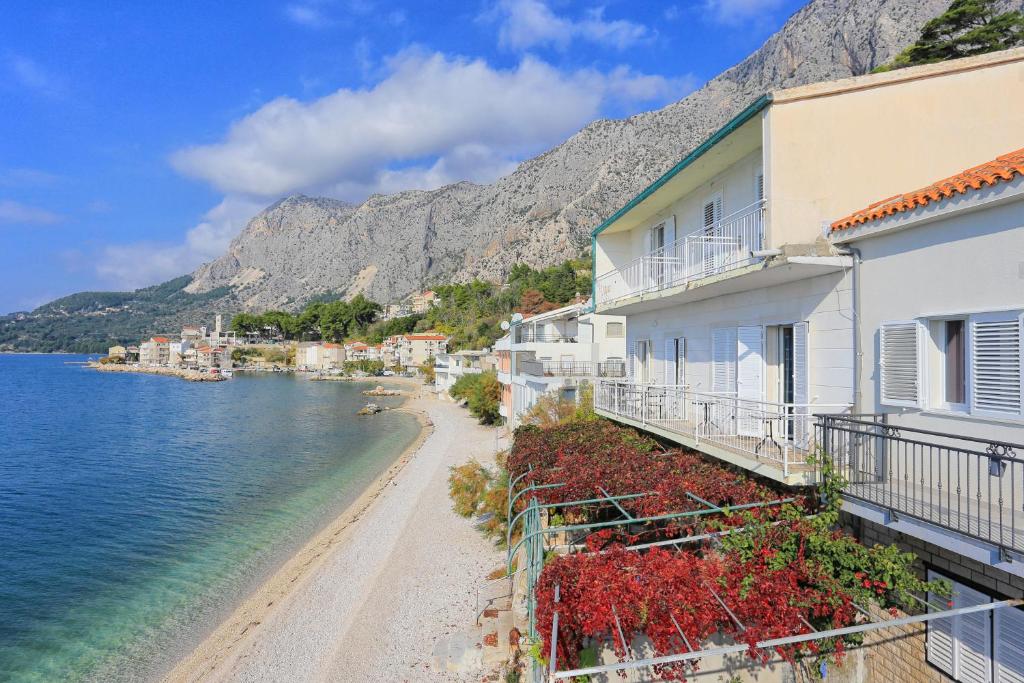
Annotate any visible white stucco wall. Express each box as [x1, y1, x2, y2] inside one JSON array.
[[850, 191, 1024, 444], [624, 270, 855, 408]]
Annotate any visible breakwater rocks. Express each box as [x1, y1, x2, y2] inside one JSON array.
[[362, 386, 403, 397], [91, 363, 227, 382]]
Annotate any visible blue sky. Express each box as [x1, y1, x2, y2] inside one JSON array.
[[0, 0, 805, 313]]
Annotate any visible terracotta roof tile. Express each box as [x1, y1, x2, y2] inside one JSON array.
[[831, 147, 1024, 232]]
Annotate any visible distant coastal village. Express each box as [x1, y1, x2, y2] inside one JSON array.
[[97, 291, 457, 380]]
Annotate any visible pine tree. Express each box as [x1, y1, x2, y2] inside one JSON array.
[[878, 0, 1024, 71]]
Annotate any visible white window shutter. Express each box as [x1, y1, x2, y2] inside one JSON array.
[[956, 581, 994, 683], [995, 605, 1024, 683], [737, 326, 765, 437], [627, 341, 636, 381], [880, 320, 925, 408], [664, 339, 677, 385], [793, 322, 810, 448], [928, 569, 957, 677], [756, 172, 765, 201], [712, 328, 737, 393], [676, 337, 686, 386], [970, 313, 1023, 418]]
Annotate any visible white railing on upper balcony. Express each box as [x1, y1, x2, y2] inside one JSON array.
[[595, 200, 766, 306], [594, 379, 851, 477]]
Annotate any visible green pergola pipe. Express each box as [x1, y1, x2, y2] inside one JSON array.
[[505, 491, 651, 549]]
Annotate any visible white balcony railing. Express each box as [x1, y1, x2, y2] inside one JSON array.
[[595, 379, 851, 477], [595, 200, 766, 306]]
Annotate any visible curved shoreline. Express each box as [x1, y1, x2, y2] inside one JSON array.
[[161, 388, 434, 682]]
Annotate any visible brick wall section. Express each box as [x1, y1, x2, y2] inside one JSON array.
[[840, 513, 1024, 682]]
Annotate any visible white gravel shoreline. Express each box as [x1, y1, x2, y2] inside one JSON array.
[[164, 392, 505, 682]]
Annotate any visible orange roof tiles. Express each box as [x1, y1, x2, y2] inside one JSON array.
[[151, 336, 170, 343], [832, 147, 1024, 232]]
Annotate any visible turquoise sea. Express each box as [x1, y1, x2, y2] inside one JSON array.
[[0, 354, 421, 682]]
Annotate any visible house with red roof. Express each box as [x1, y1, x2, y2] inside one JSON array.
[[823, 147, 1024, 679], [398, 333, 448, 368], [139, 336, 172, 366]]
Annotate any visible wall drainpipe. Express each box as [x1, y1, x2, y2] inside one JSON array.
[[834, 245, 862, 414]]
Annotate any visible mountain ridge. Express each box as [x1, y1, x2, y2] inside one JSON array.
[[5, 0, 1013, 352]]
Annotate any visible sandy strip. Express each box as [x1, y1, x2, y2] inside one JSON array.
[[163, 390, 504, 683]]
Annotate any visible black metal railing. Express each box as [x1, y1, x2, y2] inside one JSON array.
[[816, 414, 1024, 556], [596, 361, 626, 378]]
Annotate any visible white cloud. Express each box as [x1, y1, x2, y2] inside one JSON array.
[[702, 0, 784, 25], [7, 55, 64, 98], [0, 168, 61, 187], [491, 0, 651, 51], [171, 49, 678, 199], [0, 199, 63, 225], [284, 2, 332, 27], [94, 196, 264, 290]]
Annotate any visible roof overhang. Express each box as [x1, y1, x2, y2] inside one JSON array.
[[832, 175, 1024, 244], [591, 95, 770, 238]]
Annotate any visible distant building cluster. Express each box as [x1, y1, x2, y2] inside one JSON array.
[[107, 315, 236, 370]]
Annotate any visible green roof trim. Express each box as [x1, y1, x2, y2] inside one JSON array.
[[590, 94, 772, 238]]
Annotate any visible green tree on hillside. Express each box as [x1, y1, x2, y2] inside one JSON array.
[[877, 0, 1024, 71]]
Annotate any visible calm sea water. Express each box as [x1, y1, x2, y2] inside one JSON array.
[[0, 354, 421, 683]]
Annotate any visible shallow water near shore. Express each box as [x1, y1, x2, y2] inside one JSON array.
[[0, 354, 422, 682]]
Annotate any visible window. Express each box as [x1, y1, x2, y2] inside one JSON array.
[[926, 570, 1024, 682], [703, 193, 723, 233], [606, 322, 624, 339], [944, 319, 967, 408]]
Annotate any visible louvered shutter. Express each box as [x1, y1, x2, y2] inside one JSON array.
[[970, 313, 1023, 418], [676, 337, 686, 386], [712, 328, 736, 393], [928, 570, 957, 677], [995, 606, 1024, 683], [627, 340, 636, 381], [737, 326, 765, 437], [957, 581, 994, 683], [880, 320, 925, 408], [664, 215, 676, 247], [756, 172, 765, 201], [793, 322, 810, 448], [664, 339, 677, 385]]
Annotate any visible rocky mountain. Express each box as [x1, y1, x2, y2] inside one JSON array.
[[185, 0, 955, 310], [4, 0, 1008, 352]]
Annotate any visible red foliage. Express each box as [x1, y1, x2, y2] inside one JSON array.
[[535, 540, 857, 680], [509, 421, 796, 535]]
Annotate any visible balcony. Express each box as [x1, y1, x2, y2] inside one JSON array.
[[595, 380, 851, 483], [513, 329, 578, 344], [595, 200, 765, 307], [817, 415, 1024, 560]]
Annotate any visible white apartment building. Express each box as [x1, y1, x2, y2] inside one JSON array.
[[592, 49, 1024, 486], [496, 302, 626, 427], [398, 334, 448, 369], [588, 49, 1024, 682], [434, 349, 493, 398], [139, 336, 171, 366], [296, 342, 345, 371], [820, 147, 1024, 682]]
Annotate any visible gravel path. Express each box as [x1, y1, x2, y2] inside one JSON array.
[[174, 395, 504, 683]]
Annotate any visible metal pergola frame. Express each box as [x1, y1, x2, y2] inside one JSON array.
[[546, 585, 1023, 681], [505, 470, 797, 640]]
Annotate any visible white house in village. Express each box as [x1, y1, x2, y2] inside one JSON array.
[[588, 49, 1024, 682], [399, 334, 448, 369], [496, 302, 627, 427], [296, 342, 345, 371], [434, 349, 494, 398]]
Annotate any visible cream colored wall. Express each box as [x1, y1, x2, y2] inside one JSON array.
[[624, 271, 854, 407], [767, 53, 1024, 248], [854, 195, 1024, 444]]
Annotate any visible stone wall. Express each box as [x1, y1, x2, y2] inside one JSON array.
[[842, 513, 1024, 682]]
